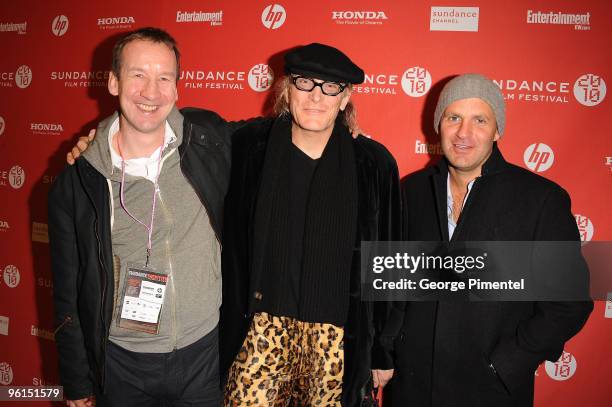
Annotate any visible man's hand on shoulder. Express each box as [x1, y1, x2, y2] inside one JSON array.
[[67, 129, 96, 165], [66, 395, 95, 407]]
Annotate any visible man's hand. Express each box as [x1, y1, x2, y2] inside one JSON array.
[[66, 396, 95, 406], [372, 368, 394, 388], [67, 129, 96, 165]]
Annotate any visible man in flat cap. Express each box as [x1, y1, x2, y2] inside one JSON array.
[[392, 74, 593, 406], [220, 43, 401, 406]]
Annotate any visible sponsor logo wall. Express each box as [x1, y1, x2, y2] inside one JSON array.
[[0, 1, 609, 406]]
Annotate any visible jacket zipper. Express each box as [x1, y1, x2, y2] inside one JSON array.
[[54, 315, 72, 335], [94, 219, 108, 389]]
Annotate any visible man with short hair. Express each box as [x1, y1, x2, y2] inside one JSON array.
[[393, 74, 593, 406], [49, 27, 236, 406], [220, 43, 401, 406]]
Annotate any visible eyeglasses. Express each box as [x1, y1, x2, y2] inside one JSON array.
[[291, 75, 347, 96]]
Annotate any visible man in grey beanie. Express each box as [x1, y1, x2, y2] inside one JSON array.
[[391, 73, 592, 406]]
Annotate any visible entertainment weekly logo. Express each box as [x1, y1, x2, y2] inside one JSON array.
[[0, 65, 32, 88], [332, 10, 389, 25], [3, 265, 20, 288], [261, 4, 286, 29], [0, 165, 26, 189], [494, 74, 606, 106], [545, 351, 577, 381], [0, 362, 13, 385], [527, 10, 590, 31], [353, 67, 432, 97], [180, 64, 273, 92], [50, 70, 109, 88], [415, 140, 443, 155], [51, 15, 69, 36], [523, 143, 554, 173], [430, 6, 479, 32], [97, 16, 135, 30], [574, 214, 594, 242], [0, 21, 27, 34], [176, 10, 223, 26]]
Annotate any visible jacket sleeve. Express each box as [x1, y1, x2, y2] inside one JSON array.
[[48, 169, 95, 400], [180, 106, 264, 143], [490, 185, 594, 393], [371, 150, 404, 370]]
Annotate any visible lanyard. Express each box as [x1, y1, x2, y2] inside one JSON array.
[[116, 133, 165, 267]]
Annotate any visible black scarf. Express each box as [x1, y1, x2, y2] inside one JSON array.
[[251, 114, 358, 326]]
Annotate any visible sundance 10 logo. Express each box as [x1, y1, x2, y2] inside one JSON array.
[[248, 64, 274, 92], [401, 67, 432, 97], [15, 65, 32, 89], [574, 74, 606, 106], [524, 143, 554, 172], [545, 351, 577, 381], [262, 4, 286, 29]]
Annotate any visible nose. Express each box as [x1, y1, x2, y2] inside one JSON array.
[[140, 78, 160, 100], [309, 85, 323, 103], [456, 119, 472, 139]]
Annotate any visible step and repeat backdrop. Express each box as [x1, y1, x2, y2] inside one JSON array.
[[0, 0, 610, 405]]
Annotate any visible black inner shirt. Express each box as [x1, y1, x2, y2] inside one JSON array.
[[281, 142, 319, 319]]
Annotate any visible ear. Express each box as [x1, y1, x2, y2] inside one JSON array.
[[108, 71, 119, 96], [339, 88, 352, 111], [493, 129, 501, 141]]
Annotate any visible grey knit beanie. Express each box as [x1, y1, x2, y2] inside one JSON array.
[[433, 73, 505, 135]]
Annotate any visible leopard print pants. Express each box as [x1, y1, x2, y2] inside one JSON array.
[[224, 312, 344, 406]]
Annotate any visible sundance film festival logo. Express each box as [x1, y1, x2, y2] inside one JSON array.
[[545, 351, 577, 381], [524, 143, 554, 172], [97, 16, 135, 30], [262, 4, 286, 29], [354, 73, 399, 95], [3, 265, 20, 288], [0, 362, 13, 385], [1, 165, 26, 189], [401, 67, 432, 97], [574, 74, 606, 106], [527, 10, 590, 31], [31, 122, 64, 136], [51, 70, 109, 88], [0, 116, 5, 136], [430, 7, 479, 32], [495, 79, 570, 103], [51, 15, 69, 36], [248, 64, 274, 92], [180, 69, 246, 90], [0, 21, 27, 34], [574, 214, 594, 242], [176, 10, 223, 26], [332, 11, 388, 25]]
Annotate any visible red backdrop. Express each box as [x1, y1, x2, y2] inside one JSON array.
[[0, 1, 610, 405]]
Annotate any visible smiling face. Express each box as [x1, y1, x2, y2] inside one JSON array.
[[288, 76, 351, 137], [108, 39, 178, 138], [440, 97, 500, 179]]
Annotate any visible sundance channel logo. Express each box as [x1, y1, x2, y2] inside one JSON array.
[[181, 64, 273, 92], [430, 6, 479, 32]]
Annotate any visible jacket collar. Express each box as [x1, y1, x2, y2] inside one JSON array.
[[434, 141, 508, 178]]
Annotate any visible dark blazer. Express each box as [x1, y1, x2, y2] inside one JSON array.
[[220, 117, 403, 406], [48, 109, 233, 400], [393, 143, 593, 407]]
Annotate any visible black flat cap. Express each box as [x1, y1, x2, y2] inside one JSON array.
[[284, 43, 364, 84]]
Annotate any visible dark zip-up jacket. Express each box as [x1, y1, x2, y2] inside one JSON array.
[[48, 108, 234, 400]]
